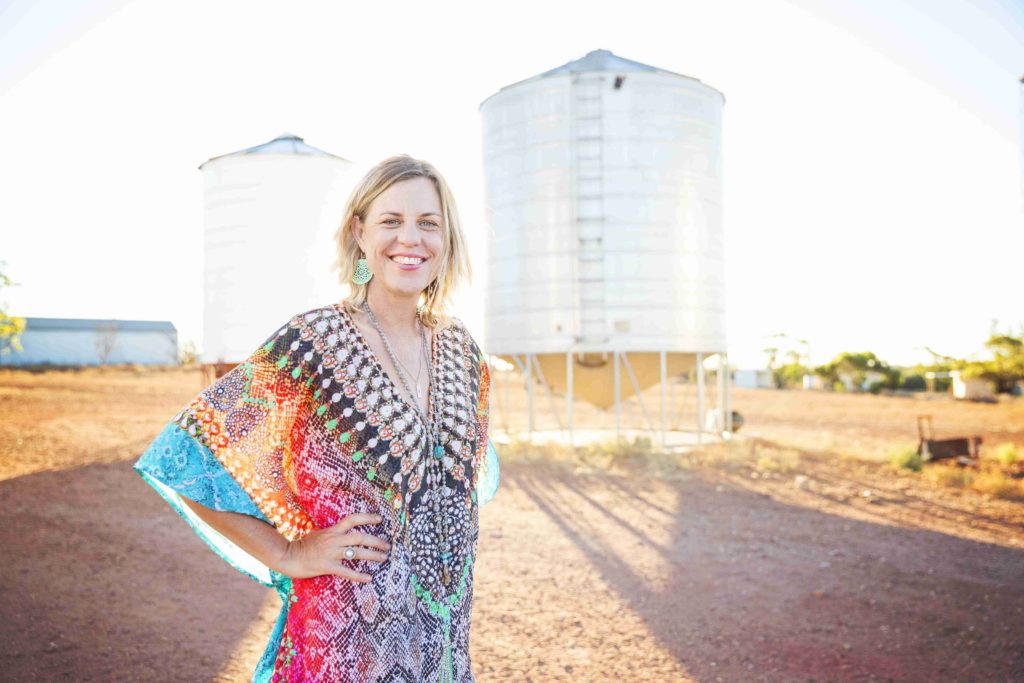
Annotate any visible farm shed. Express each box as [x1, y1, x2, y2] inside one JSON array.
[[0, 317, 178, 366], [949, 370, 995, 400], [734, 369, 774, 389]]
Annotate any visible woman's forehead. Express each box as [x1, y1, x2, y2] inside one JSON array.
[[371, 177, 441, 213]]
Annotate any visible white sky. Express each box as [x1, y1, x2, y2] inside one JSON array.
[[1, 0, 1022, 368]]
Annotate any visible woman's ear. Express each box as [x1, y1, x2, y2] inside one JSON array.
[[351, 215, 363, 251]]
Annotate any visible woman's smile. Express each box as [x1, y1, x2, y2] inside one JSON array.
[[389, 254, 427, 270]]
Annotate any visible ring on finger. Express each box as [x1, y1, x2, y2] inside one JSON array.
[[344, 547, 356, 560]]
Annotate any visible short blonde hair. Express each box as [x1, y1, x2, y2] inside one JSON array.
[[332, 155, 472, 329]]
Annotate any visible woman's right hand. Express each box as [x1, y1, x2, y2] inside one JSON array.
[[281, 513, 392, 582]]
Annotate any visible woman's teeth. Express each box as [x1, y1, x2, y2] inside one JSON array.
[[391, 256, 425, 265]]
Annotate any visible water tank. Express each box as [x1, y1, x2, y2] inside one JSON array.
[[198, 132, 354, 363], [479, 49, 726, 409]]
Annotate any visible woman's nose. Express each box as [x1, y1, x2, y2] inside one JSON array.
[[398, 223, 421, 244]]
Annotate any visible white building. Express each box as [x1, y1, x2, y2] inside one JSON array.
[[735, 369, 774, 389], [950, 370, 994, 400], [0, 317, 178, 366]]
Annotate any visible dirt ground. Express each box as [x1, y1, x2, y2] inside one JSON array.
[[0, 366, 1021, 682]]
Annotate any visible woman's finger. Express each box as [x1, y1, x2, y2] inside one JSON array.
[[344, 530, 391, 552], [338, 545, 389, 563], [335, 513, 383, 534], [334, 562, 372, 583]]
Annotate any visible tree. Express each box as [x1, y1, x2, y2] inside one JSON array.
[[0, 261, 26, 357], [963, 331, 1024, 394], [95, 321, 119, 365], [816, 351, 894, 392], [763, 332, 813, 389]]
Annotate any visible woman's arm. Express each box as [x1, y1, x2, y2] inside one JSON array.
[[178, 495, 391, 582], [179, 494, 293, 576]]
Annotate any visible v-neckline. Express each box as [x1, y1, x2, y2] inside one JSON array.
[[334, 302, 439, 434]]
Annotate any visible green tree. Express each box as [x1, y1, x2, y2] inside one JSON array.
[[763, 332, 812, 389], [962, 326, 1024, 394], [0, 261, 26, 357], [815, 351, 893, 392]]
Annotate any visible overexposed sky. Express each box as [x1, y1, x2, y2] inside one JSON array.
[[1, 0, 1022, 368]]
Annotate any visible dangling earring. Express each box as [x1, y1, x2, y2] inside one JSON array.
[[352, 254, 373, 285]]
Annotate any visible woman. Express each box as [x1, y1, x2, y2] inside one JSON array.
[[134, 154, 500, 682]]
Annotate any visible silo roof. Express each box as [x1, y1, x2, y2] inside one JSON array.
[[481, 48, 725, 107], [537, 48, 670, 78], [199, 132, 350, 169]]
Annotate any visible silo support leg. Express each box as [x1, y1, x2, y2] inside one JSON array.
[[696, 352, 705, 446], [660, 350, 667, 449]]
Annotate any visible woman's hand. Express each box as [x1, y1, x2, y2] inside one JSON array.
[[281, 513, 392, 582]]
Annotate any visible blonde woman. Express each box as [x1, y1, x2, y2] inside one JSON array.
[[134, 154, 500, 682]]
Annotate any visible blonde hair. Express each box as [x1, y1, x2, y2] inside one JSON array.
[[332, 154, 472, 329]]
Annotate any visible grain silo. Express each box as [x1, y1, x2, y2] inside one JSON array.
[[198, 132, 354, 364], [479, 49, 732, 445]]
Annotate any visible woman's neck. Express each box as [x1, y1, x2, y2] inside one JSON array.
[[354, 289, 423, 336]]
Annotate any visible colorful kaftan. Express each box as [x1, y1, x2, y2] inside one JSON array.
[[134, 302, 500, 682]]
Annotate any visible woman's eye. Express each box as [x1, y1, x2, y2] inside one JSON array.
[[383, 219, 438, 228]]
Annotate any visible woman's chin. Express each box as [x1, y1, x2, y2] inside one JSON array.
[[380, 279, 428, 297]]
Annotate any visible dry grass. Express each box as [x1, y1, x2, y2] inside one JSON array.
[[500, 429, 1024, 503], [919, 461, 1024, 501], [497, 434, 688, 479], [498, 433, 805, 481], [882, 440, 1024, 501]]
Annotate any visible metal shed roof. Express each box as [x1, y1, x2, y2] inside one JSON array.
[[23, 317, 177, 332]]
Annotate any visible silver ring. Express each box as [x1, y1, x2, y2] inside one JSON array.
[[344, 547, 356, 560]]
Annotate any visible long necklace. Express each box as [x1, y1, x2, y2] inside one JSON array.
[[394, 348, 426, 400], [362, 301, 455, 587], [379, 316, 425, 399]]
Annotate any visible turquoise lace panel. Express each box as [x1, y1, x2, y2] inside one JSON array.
[[479, 439, 501, 507], [133, 421, 292, 683]]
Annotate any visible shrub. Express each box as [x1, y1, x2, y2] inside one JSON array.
[[899, 373, 927, 391], [866, 380, 886, 395], [890, 447, 923, 472], [971, 470, 1024, 500], [989, 442, 1020, 467]]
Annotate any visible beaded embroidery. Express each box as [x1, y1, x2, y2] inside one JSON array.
[[134, 303, 499, 682]]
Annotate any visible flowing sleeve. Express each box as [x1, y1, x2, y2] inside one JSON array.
[[469, 334, 500, 507], [133, 314, 316, 588]]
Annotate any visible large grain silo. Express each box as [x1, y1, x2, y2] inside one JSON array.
[[479, 49, 732, 445], [198, 132, 354, 364]]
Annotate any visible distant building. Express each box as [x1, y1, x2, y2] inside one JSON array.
[[734, 368, 774, 389], [0, 317, 178, 366], [949, 370, 994, 400], [803, 374, 825, 390]]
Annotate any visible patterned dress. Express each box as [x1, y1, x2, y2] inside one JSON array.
[[133, 302, 500, 682]]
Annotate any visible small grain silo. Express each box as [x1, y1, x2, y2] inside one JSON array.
[[479, 49, 732, 444], [198, 133, 354, 364]]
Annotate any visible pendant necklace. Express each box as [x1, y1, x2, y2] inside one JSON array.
[[362, 301, 454, 588]]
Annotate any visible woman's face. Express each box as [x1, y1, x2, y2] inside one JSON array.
[[352, 176, 445, 302]]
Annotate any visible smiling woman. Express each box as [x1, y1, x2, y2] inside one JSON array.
[[133, 154, 500, 683]]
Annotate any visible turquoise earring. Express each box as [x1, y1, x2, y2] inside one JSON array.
[[352, 255, 373, 285]]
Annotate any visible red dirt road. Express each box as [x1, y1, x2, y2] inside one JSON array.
[[1, 367, 1022, 681]]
